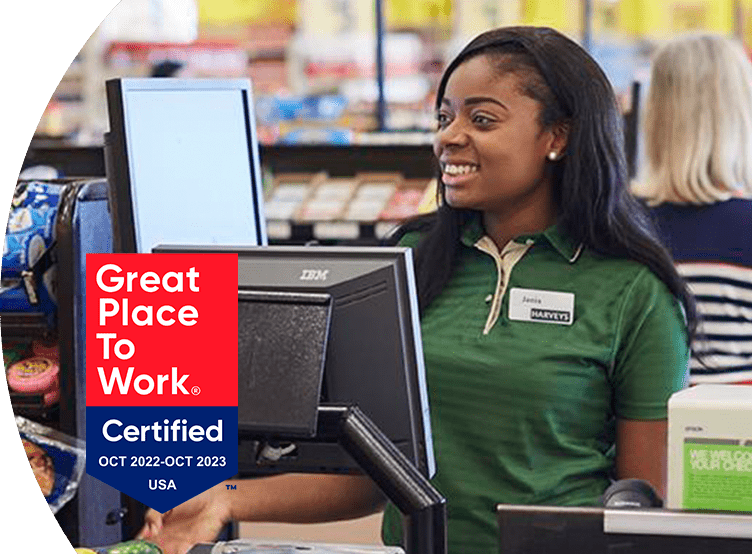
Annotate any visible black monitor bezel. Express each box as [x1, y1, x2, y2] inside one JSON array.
[[153, 244, 435, 479]]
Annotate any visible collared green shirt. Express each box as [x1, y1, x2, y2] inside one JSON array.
[[384, 217, 689, 553]]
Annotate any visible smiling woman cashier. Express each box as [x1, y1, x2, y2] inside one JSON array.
[[140, 27, 694, 554], [383, 26, 694, 550]]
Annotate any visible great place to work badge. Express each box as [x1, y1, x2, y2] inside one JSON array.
[[85, 254, 238, 512]]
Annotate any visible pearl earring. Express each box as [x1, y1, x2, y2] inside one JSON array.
[[548, 151, 558, 161]]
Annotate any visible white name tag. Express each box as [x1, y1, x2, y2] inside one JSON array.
[[509, 287, 574, 325]]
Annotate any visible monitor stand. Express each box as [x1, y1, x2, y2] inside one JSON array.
[[213, 405, 447, 554], [230, 289, 446, 553], [314, 405, 446, 554]]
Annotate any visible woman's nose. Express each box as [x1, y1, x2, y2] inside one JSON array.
[[435, 119, 470, 151]]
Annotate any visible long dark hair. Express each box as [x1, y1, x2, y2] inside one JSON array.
[[393, 26, 698, 342]]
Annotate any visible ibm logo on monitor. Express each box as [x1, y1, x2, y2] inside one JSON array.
[[300, 269, 329, 282]]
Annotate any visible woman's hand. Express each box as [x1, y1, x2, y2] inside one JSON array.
[[137, 483, 232, 554]]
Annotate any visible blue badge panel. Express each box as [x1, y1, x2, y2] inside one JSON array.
[[86, 406, 238, 512]]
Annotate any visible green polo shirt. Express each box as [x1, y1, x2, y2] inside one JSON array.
[[383, 217, 689, 553]]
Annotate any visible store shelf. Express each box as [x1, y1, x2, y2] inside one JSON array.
[[22, 142, 435, 248], [265, 220, 403, 244], [24, 141, 436, 179], [262, 143, 435, 177], [0, 313, 55, 339], [9, 391, 60, 421]]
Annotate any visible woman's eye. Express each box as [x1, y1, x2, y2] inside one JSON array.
[[436, 113, 451, 128], [473, 114, 493, 126]]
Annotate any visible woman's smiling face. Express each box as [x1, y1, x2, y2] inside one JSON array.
[[434, 54, 562, 223]]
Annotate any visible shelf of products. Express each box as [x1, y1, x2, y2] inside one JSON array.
[[38, 16, 445, 142], [38, 25, 295, 139], [264, 170, 436, 243], [22, 143, 440, 244], [36, 0, 752, 144], [2, 180, 81, 544], [2, 179, 145, 547]]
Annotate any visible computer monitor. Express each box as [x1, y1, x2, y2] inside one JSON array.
[[104, 78, 267, 253], [153, 244, 436, 479]]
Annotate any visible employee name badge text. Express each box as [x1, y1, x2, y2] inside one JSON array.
[[509, 287, 574, 325]]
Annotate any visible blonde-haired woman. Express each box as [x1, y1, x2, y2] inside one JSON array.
[[635, 33, 752, 384]]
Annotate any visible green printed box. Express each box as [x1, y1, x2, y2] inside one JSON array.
[[668, 385, 752, 510]]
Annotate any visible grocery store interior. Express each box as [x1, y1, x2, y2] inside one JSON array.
[[26, 0, 752, 241], [8, 0, 752, 552]]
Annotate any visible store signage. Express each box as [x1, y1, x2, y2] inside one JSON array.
[[85, 253, 238, 512]]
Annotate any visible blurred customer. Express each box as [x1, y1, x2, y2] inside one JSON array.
[[634, 33, 752, 384]]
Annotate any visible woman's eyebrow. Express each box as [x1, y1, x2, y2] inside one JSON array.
[[440, 96, 508, 110], [464, 96, 508, 110]]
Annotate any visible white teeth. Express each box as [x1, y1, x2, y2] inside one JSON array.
[[443, 164, 478, 175]]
